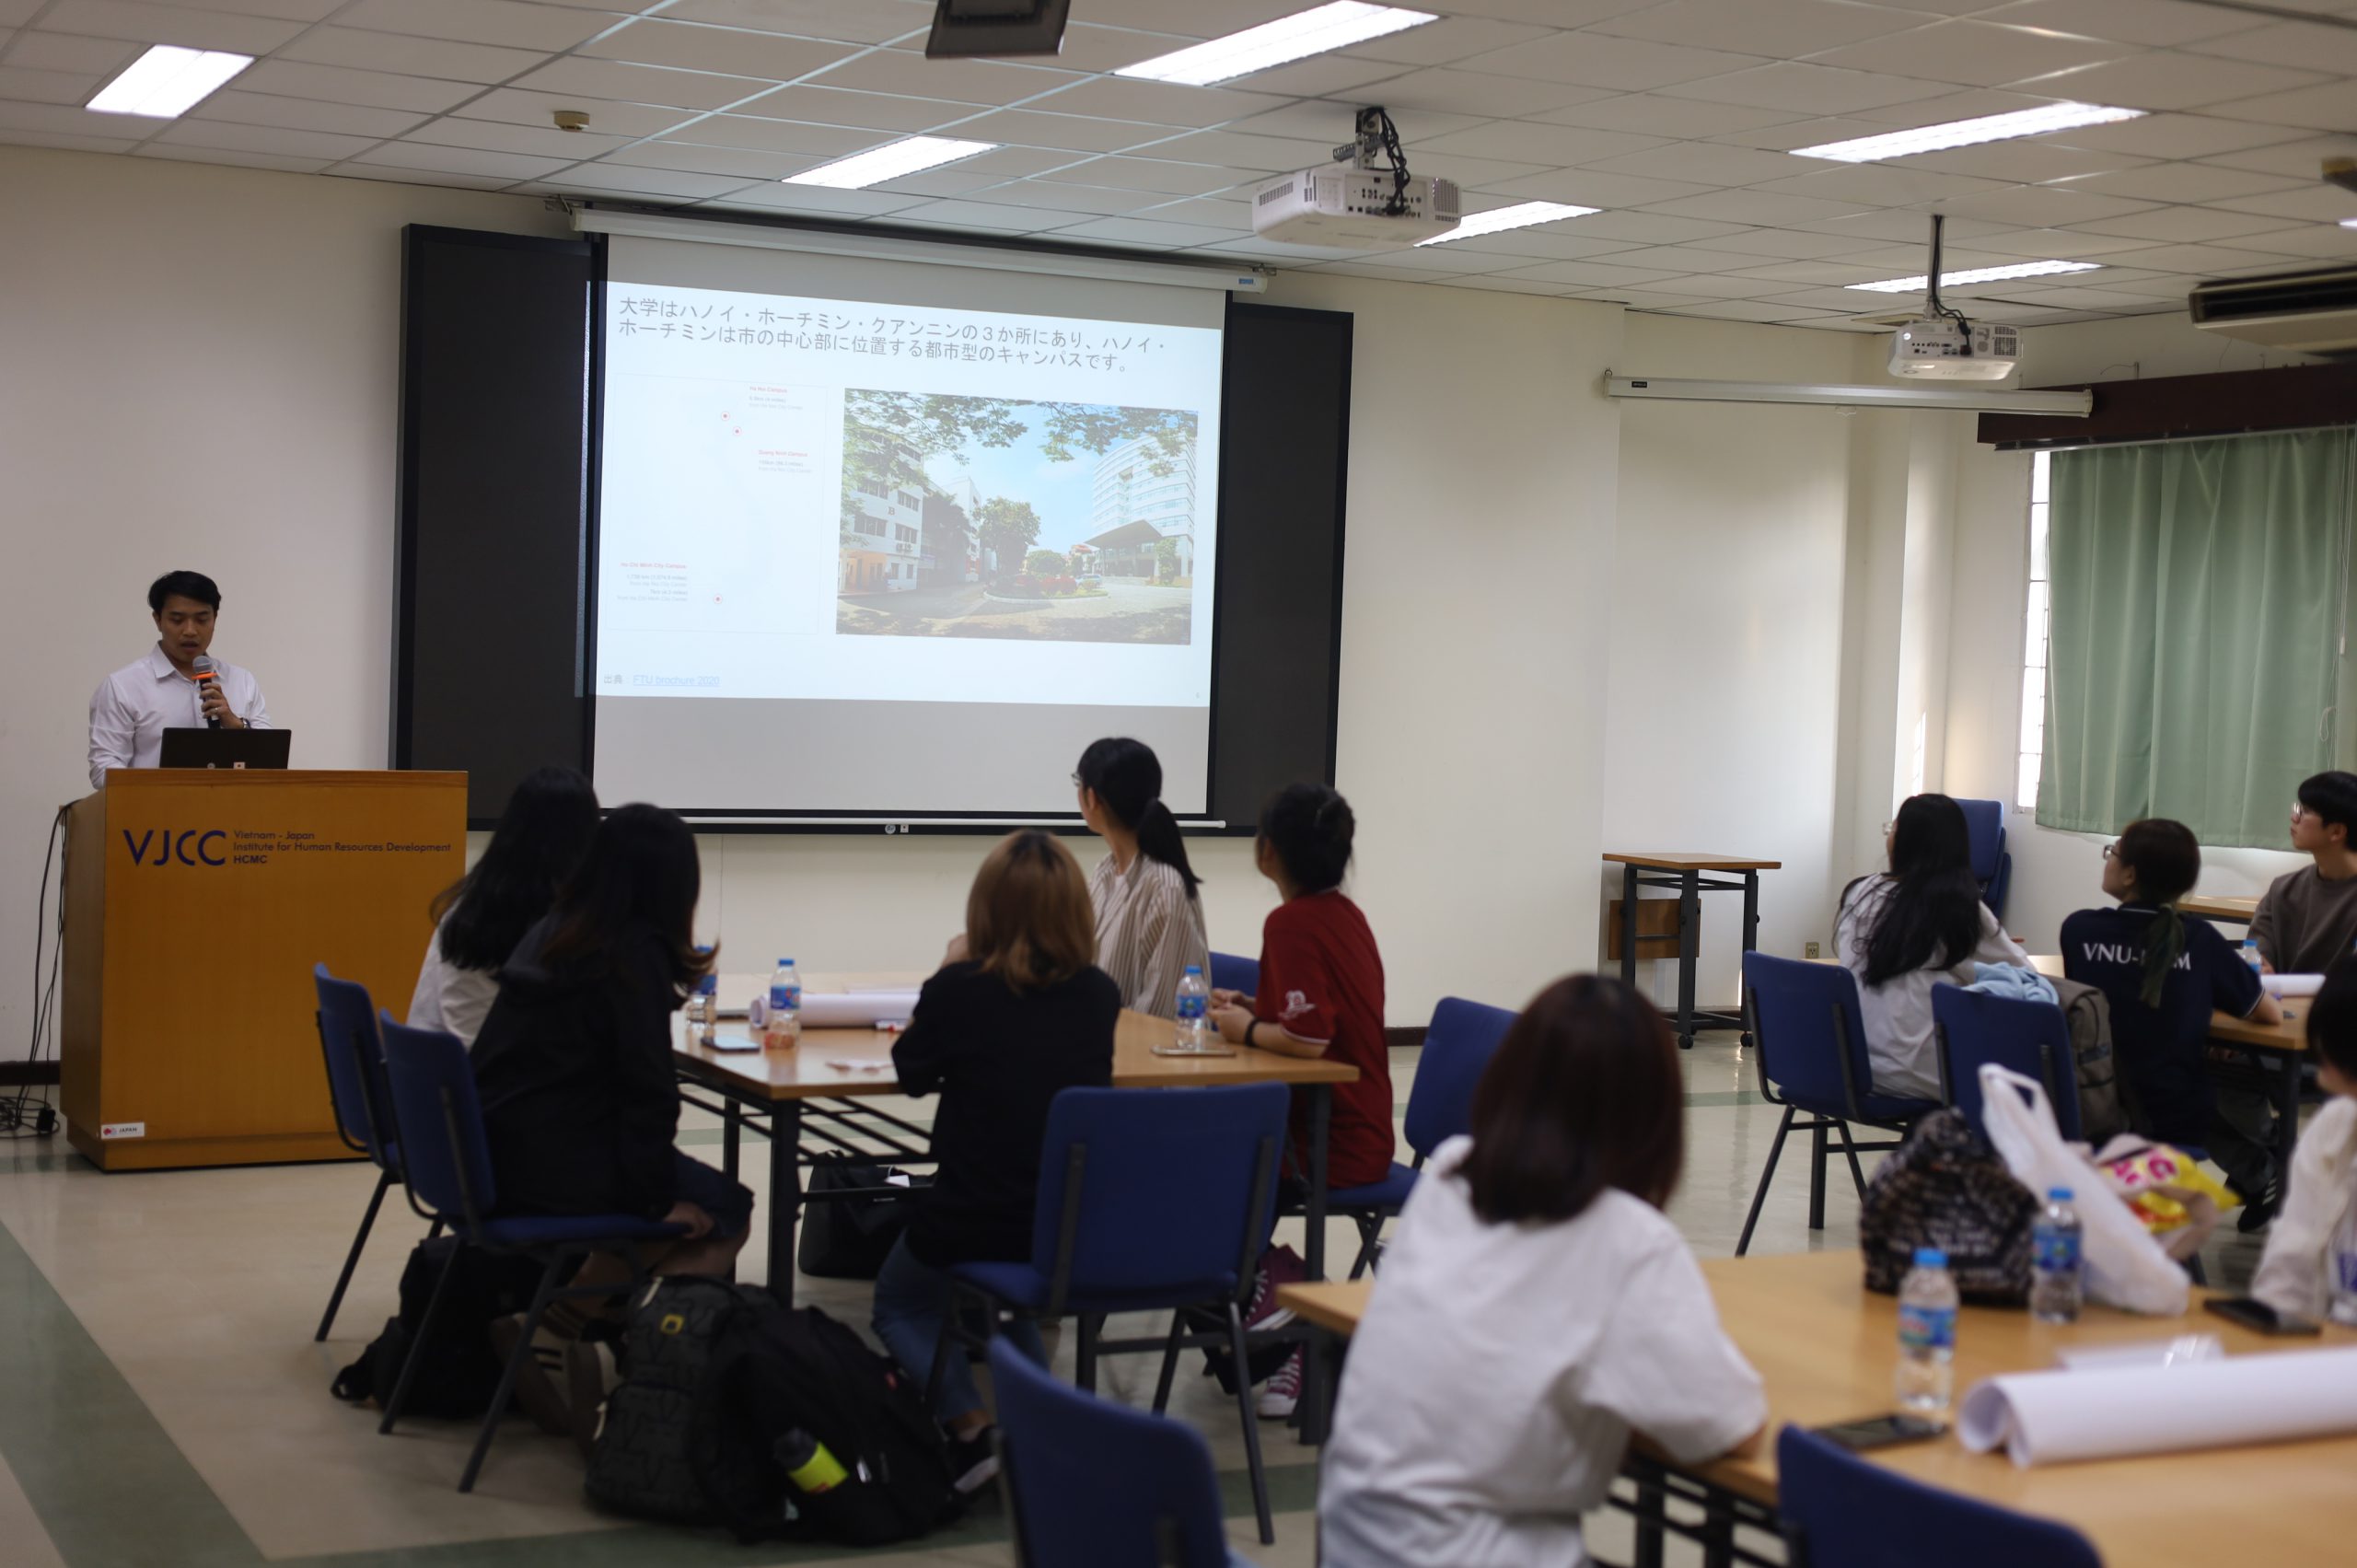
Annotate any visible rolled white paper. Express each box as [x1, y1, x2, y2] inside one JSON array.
[[1959, 1346, 2357, 1467], [2259, 972, 2324, 999], [798, 989, 920, 1028]]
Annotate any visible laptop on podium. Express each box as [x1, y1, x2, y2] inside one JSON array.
[[158, 727, 292, 771]]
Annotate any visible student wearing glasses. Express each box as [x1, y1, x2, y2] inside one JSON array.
[[2062, 819, 2281, 1222]]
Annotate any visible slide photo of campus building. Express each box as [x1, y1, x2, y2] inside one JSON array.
[[834, 389, 1199, 645]]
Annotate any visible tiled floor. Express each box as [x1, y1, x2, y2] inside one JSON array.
[[0, 1036, 2273, 1567]]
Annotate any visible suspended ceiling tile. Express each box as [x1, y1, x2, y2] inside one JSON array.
[[0, 65, 104, 105], [6, 30, 143, 74], [335, 0, 626, 52], [1342, 16, 1556, 65], [2199, 133, 2357, 178], [1892, 141, 2149, 184], [2208, 184, 2357, 222], [878, 198, 1063, 232], [1924, 183, 2164, 225], [1573, 140, 1804, 187], [950, 107, 1176, 154], [1969, 225, 2189, 257], [1638, 272, 1798, 296], [2004, 51, 2331, 110], [543, 165, 761, 199], [2203, 80, 2357, 131], [37, 0, 306, 54], [1474, 166, 1721, 206], [1594, 0, 1931, 56], [1356, 67, 1625, 118], [601, 138, 821, 178], [1030, 77, 1288, 128], [405, 115, 633, 159], [1553, 209, 1753, 243], [1417, 120, 1668, 166], [2039, 112, 2310, 160], [1029, 155, 1239, 195], [2183, 18, 2357, 75], [151, 117, 382, 158], [1534, 92, 1807, 138], [1601, 243, 1788, 273], [1451, 32, 1768, 92], [186, 88, 425, 138], [579, 20, 861, 83], [1144, 127, 1358, 172], [956, 179, 1178, 215], [1207, 54, 1406, 99], [1972, 0, 2251, 48], [2068, 204, 2313, 241], [1810, 20, 2130, 88], [222, 59, 480, 112], [805, 48, 1080, 107], [349, 140, 575, 180], [2052, 160, 2311, 203], [655, 0, 931, 46], [1684, 226, 1874, 258], [1655, 63, 1941, 113], [1637, 187, 1879, 224], [1751, 163, 2015, 206], [509, 58, 780, 111], [136, 141, 330, 172], [273, 29, 552, 85]]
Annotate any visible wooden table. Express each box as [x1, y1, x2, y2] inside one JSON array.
[[2028, 952, 2307, 1184], [1282, 1250, 2357, 1568], [2180, 892, 2259, 925], [673, 993, 1360, 1303], [1605, 853, 1782, 1051]]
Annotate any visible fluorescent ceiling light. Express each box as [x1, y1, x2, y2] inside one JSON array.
[[1115, 2, 1436, 87], [1848, 260, 2103, 293], [784, 136, 995, 190], [1417, 201, 1600, 246], [1794, 102, 2144, 163], [86, 44, 252, 117]]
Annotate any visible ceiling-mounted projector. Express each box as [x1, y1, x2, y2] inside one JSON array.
[[1881, 214, 2018, 381], [1252, 106, 1461, 250]]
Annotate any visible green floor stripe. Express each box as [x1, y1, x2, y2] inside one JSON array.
[[0, 1216, 263, 1568]]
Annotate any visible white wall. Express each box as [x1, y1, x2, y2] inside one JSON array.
[[0, 147, 569, 1051], [1603, 314, 1863, 1005]]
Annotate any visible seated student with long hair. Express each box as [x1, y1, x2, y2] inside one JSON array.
[[2062, 819, 2281, 1213], [1836, 792, 2028, 1099], [1319, 975, 1764, 1566], [1207, 783, 1389, 1420], [2254, 956, 2357, 1325], [470, 806, 749, 1272], [406, 764, 599, 1047], [872, 830, 1120, 1493], [1074, 736, 1210, 1018]]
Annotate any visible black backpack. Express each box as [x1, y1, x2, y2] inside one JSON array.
[[588, 1276, 961, 1547], [331, 1235, 547, 1419], [1859, 1109, 2040, 1306]]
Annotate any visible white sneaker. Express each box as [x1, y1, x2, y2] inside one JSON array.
[[1256, 1348, 1302, 1421]]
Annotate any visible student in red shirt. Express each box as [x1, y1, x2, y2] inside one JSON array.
[[1210, 782, 1390, 1418]]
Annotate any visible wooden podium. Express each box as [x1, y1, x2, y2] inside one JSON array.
[[62, 770, 466, 1171]]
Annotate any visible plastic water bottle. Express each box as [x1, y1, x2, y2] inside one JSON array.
[[1175, 965, 1211, 1051], [2032, 1187, 2084, 1324], [774, 1429, 848, 1494], [1897, 1246, 1959, 1425], [685, 973, 718, 1048], [767, 958, 802, 1050], [2243, 937, 2264, 976]]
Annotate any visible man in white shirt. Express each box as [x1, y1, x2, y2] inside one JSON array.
[[87, 571, 272, 790]]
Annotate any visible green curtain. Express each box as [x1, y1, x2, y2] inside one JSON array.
[[2039, 429, 2352, 847]]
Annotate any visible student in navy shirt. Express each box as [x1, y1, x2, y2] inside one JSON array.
[[2061, 819, 2281, 1202]]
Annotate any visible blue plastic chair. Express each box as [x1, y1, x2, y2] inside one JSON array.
[[1209, 951, 1260, 996], [1325, 996, 1517, 1278], [375, 1015, 685, 1492], [312, 965, 438, 1342], [933, 1083, 1288, 1545], [1932, 985, 2084, 1144], [989, 1338, 1255, 1568], [1778, 1424, 2099, 1568], [1736, 954, 1941, 1256], [1956, 798, 2013, 923]]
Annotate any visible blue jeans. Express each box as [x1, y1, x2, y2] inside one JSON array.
[[871, 1236, 1047, 1423]]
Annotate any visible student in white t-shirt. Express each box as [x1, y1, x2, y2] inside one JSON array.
[[1318, 974, 1764, 1568], [2254, 957, 2357, 1326], [1836, 793, 2027, 1100], [405, 766, 599, 1046]]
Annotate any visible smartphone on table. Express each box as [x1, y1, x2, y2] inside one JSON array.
[[1812, 1413, 1945, 1451], [2204, 1296, 2322, 1336]]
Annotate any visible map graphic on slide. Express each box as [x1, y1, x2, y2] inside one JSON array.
[[835, 389, 1200, 646]]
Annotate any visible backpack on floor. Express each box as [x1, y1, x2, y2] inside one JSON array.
[[2050, 976, 2134, 1145], [588, 1276, 961, 1547], [330, 1235, 546, 1419], [1859, 1108, 2039, 1306]]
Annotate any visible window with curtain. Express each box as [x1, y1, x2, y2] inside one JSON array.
[[2038, 428, 2354, 848]]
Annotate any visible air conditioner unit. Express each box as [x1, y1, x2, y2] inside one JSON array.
[[2189, 266, 2357, 355]]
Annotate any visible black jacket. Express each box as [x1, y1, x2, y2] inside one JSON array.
[[893, 961, 1120, 1267], [469, 916, 684, 1221]]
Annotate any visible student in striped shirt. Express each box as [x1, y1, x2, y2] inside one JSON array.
[[1074, 737, 1211, 1019]]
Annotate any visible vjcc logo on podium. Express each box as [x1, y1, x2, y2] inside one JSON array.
[[122, 829, 227, 867]]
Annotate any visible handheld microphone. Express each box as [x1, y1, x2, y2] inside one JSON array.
[[192, 655, 222, 729]]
